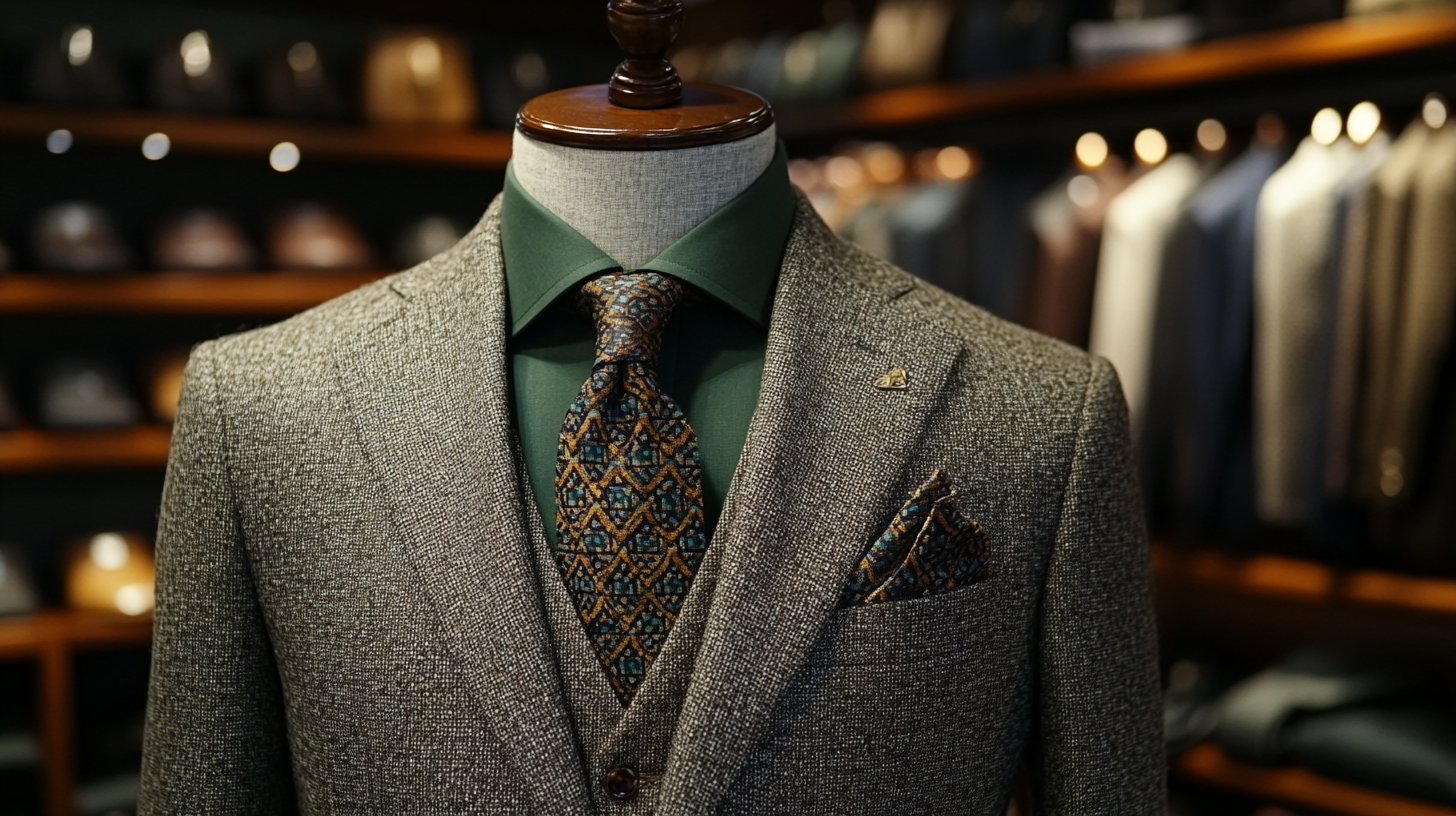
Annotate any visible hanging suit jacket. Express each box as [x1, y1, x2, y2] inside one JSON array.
[[138, 192, 1163, 816]]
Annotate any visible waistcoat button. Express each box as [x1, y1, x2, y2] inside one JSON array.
[[603, 765, 639, 801]]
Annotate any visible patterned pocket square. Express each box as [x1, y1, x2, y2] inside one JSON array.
[[839, 470, 994, 608]]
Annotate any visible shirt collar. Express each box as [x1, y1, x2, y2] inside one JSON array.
[[500, 140, 795, 336]]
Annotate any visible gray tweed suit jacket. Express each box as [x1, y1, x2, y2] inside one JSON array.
[[140, 193, 1163, 815]]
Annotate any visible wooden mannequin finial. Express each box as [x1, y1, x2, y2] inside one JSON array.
[[606, 0, 683, 109], [515, 0, 772, 150]]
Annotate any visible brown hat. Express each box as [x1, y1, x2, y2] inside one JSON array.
[[258, 40, 347, 120], [65, 532, 155, 617], [361, 30, 477, 127], [33, 202, 132, 274], [267, 203, 375, 271], [153, 208, 257, 271]]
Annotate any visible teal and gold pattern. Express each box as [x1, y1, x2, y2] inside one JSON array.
[[840, 470, 994, 607], [554, 272, 708, 704]]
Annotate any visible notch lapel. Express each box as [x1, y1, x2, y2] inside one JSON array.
[[657, 198, 963, 815], [331, 199, 593, 816]]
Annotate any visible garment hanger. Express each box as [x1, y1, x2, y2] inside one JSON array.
[[515, 0, 773, 150]]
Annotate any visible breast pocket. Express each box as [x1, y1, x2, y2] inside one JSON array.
[[818, 577, 1000, 667]]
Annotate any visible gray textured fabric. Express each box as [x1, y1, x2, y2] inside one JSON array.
[[140, 191, 1164, 815]]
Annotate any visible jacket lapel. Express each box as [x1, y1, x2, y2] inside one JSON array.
[[331, 198, 593, 816], [657, 197, 964, 815]]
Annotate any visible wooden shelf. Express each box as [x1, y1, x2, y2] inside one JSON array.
[[0, 610, 151, 661], [0, 427, 171, 473], [1152, 544, 1456, 618], [778, 9, 1456, 138], [1177, 743, 1456, 816], [0, 271, 388, 315], [0, 105, 512, 169]]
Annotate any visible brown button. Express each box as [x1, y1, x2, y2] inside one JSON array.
[[603, 765, 638, 801]]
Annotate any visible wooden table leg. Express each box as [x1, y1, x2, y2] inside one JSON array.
[[38, 636, 73, 816]]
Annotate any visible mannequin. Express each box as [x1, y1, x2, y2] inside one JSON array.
[[510, 125, 777, 270]]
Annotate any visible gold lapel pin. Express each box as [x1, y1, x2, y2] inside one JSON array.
[[874, 366, 909, 391]]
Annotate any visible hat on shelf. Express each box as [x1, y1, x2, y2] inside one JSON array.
[[480, 49, 552, 129], [150, 29, 243, 114], [0, 547, 42, 617], [362, 30, 478, 127], [32, 202, 133, 274], [153, 208, 257, 271], [257, 40, 348, 120], [64, 532, 155, 617], [148, 351, 189, 423], [267, 203, 375, 271], [37, 357, 143, 429], [393, 215, 465, 269], [26, 24, 131, 107]]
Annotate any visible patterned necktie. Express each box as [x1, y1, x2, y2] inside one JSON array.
[[553, 271, 708, 705]]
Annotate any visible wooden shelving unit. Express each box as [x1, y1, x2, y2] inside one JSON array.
[[1177, 743, 1456, 816], [0, 427, 172, 473], [0, 610, 152, 816], [0, 104, 512, 168], [777, 9, 1456, 138], [0, 271, 390, 315]]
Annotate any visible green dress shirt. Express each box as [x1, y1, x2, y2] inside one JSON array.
[[501, 142, 795, 542]]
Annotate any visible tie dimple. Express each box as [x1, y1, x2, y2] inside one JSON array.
[[554, 271, 708, 705]]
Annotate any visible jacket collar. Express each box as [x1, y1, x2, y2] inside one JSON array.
[[332, 191, 962, 815]]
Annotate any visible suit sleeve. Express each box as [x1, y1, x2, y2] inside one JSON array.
[[139, 343, 299, 815], [1033, 356, 1165, 815]]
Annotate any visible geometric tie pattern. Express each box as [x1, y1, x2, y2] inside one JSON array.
[[839, 470, 993, 607], [553, 272, 709, 705]]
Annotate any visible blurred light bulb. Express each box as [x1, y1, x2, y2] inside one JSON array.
[[66, 26, 94, 67], [114, 583, 154, 616], [864, 144, 906, 184], [1424, 94, 1448, 129], [269, 141, 300, 172], [935, 145, 975, 180], [1134, 128, 1168, 165], [407, 37, 443, 85], [90, 533, 129, 571], [825, 155, 864, 189], [46, 129, 73, 154], [142, 132, 170, 160], [1196, 118, 1227, 153], [1067, 174, 1099, 208], [787, 158, 823, 191], [1311, 107, 1342, 146], [1075, 132, 1108, 169], [1346, 101, 1381, 146], [287, 41, 319, 74], [180, 30, 212, 78]]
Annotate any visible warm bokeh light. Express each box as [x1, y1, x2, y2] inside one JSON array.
[[46, 129, 73, 154], [407, 36, 443, 85], [142, 132, 170, 160], [1310, 107, 1342, 146], [786, 157, 822, 191], [1424, 93, 1449, 130], [66, 25, 94, 67], [180, 30, 212, 78], [1067, 174, 1099, 208], [1075, 132, 1109, 169], [1346, 101, 1381, 146], [825, 154, 864, 189], [287, 41, 319, 73], [864, 144, 906, 184], [1196, 118, 1227, 152], [1134, 128, 1168, 165], [89, 533, 129, 571], [935, 145, 974, 180], [270, 141, 301, 172]]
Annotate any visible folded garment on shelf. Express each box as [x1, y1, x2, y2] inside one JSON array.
[[150, 29, 242, 114], [394, 215, 465, 269], [257, 40, 348, 120], [362, 30, 477, 126], [1290, 705, 1456, 806], [38, 357, 143, 429], [1214, 649, 1413, 764], [33, 202, 132, 274], [27, 24, 131, 107], [153, 208, 257, 271], [1163, 654, 1240, 753], [0, 547, 42, 617], [65, 532, 155, 617], [267, 203, 375, 271], [1069, 14, 1203, 67]]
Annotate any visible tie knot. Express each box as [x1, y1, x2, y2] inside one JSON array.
[[578, 272, 685, 363]]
